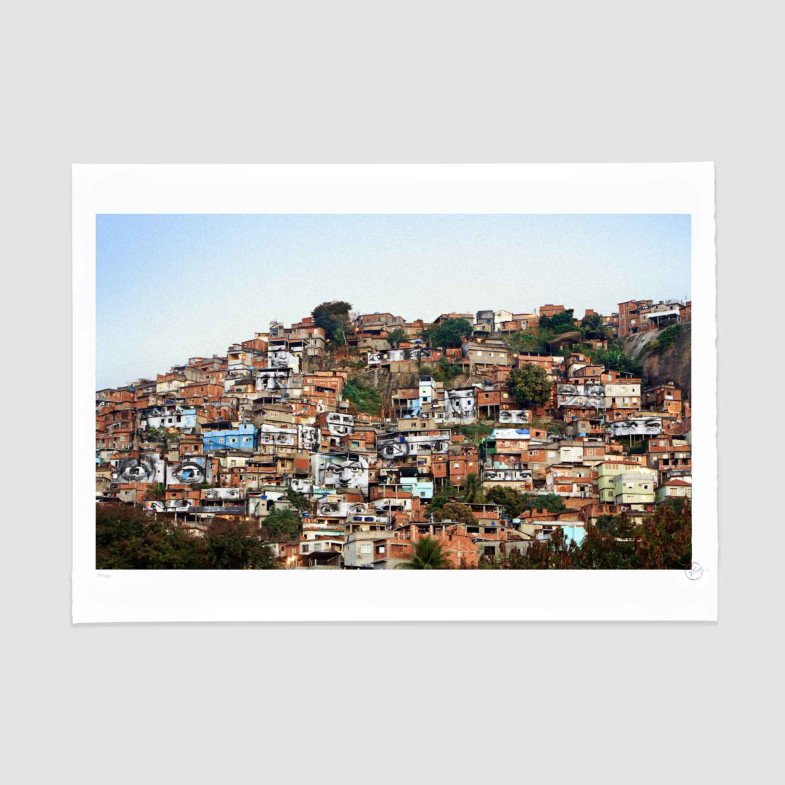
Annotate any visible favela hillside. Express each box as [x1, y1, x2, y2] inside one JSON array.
[[96, 299, 692, 569]]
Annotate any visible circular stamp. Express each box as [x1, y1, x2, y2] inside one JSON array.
[[685, 562, 703, 581]]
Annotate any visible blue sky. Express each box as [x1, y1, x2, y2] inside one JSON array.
[[96, 213, 690, 389]]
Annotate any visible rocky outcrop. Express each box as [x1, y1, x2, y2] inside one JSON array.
[[624, 326, 692, 400]]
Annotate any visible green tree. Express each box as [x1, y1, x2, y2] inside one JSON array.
[[148, 483, 166, 500], [428, 494, 451, 516], [461, 473, 485, 504], [96, 505, 279, 569], [285, 487, 311, 515], [523, 493, 566, 514], [312, 301, 354, 344], [386, 327, 408, 347], [396, 536, 449, 569], [481, 500, 692, 570], [581, 312, 609, 340], [205, 518, 278, 569], [633, 501, 691, 569], [481, 528, 578, 569], [96, 504, 205, 569], [507, 328, 554, 354], [457, 423, 493, 445], [586, 338, 643, 376], [485, 486, 527, 519], [432, 356, 462, 384], [539, 309, 576, 334], [342, 375, 382, 415], [595, 514, 620, 534], [521, 527, 578, 569], [261, 508, 303, 541], [423, 318, 473, 349], [438, 502, 476, 525], [508, 363, 552, 409]]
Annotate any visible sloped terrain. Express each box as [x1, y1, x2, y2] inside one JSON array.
[[625, 326, 691, 400]]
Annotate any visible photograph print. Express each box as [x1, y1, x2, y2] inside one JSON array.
[[95, 210, 693, 571]]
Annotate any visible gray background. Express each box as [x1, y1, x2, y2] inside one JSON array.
[[4, 1, 778, 783]]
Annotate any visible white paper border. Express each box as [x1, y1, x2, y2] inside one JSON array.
[[73, 164, 717, 622]]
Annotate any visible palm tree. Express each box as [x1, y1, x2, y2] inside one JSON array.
[[462, 472, 485, 504], [396, 536, 449, 569], [581, 313, 610, 341]]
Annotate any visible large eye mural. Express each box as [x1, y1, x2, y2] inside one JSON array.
[[483, 469, 532, 482], [317, 454, 369, 490], [114, 456, 162, 484], [258, 426, 297, 447], [378, 440, 410, 459], [377, 432, 451, 458], [298, 425, 319, 453], [268, 351, 300, 372], [499, 410, 528, 424], [316, 500, 342, 517], [315, 500, 370, 518], [557, 384, 606, 409], [326, 413, 354, 437], [143, 499, 195, 512], [256, 369, 290, 392], [168, 459, 207, 485], [444, 389, 477, 421], [289, 479, 313, 494], [609, 418, 662, 437]]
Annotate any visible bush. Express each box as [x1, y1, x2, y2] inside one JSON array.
[[342, 376, 382, 415], [422, 318, 473, 349], [652, 323, 688, 354], [539, 309, 577, 334], [96, 504, 278, 569], [508, 364, 552, 408]]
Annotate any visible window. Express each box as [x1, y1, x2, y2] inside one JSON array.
[[360, 544, 373, 554]]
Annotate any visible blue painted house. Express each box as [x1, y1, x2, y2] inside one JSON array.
[[203, 423, 257, 452]]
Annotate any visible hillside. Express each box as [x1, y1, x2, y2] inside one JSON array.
[[624, 324, 692, 400]]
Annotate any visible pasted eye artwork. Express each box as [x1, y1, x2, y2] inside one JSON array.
[[256, 369, 290, 391], [114, 455, 163, 483], [557, 384, 606, 409], [298, 425, 320, 452], [91, 196, 700, 597], [289, 479, 313, 494], [326, 413, 354, 437], [377, 432, 451, 458], [167, 459, 208, 485], [483, 469, 532, 482], [268, 351, 300, 372], [608, 418, 663, 436], [316, 454, 369, 490], [444, 389, 477, 421], [498, 410, 528, 424], [258, 426, 297, 447], [378, 439, 410, 459]]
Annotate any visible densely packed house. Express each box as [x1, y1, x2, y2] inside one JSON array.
[[96, 301, 692, 568]]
